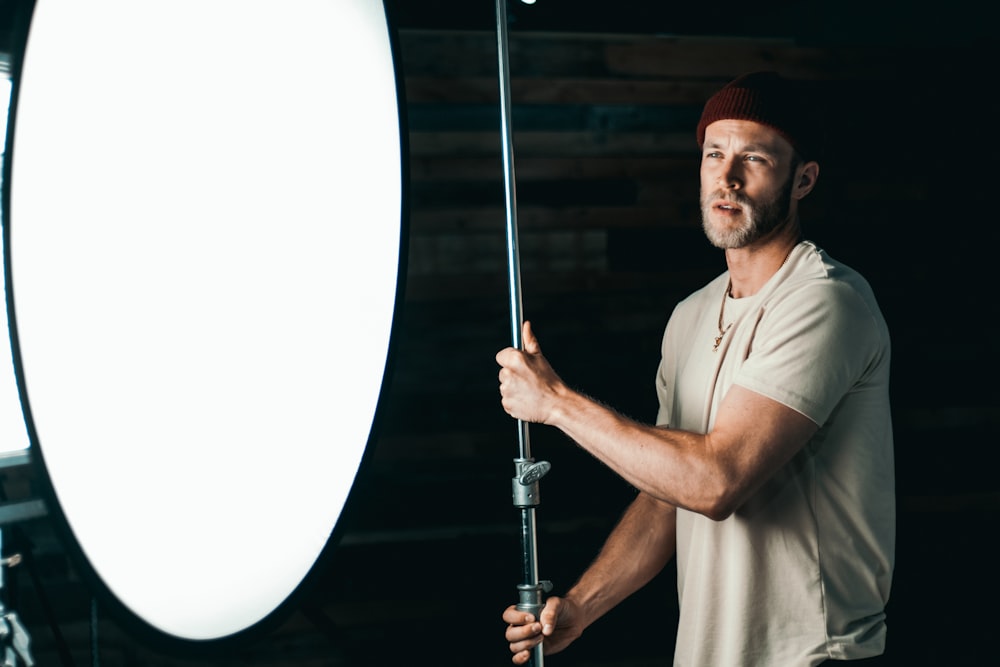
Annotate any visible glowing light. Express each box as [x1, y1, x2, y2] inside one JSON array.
[[9, 0, 402, 642]]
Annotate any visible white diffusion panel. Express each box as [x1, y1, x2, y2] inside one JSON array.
[[9, 0, 402, 641]]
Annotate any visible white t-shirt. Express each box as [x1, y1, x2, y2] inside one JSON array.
[[655, 241, 895, 667]]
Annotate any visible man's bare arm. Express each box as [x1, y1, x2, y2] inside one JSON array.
[[497, 322, 818, 520], [565, 491, 677, 621], [503, 492, 676, 664]]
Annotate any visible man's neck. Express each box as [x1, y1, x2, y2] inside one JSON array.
[[724, 224, 802, 298]]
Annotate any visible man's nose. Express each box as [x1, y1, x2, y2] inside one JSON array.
[[719, 159, 743, 189]]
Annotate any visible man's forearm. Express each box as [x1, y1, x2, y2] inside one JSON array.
[[550, 388, 710, 509], [565, 491, 676, 628]]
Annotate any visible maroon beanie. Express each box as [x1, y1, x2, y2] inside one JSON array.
[[696, 71, 823, 161]]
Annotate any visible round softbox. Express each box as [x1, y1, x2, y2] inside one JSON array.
[[3, 0, 406, 647]]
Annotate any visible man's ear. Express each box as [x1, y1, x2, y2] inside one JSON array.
[[792, 161, 820, 200]]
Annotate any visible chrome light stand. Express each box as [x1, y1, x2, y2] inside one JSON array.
[[494, 2, 551, 665]]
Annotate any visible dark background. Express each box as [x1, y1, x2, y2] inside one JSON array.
[[0, 1, 995, 665]]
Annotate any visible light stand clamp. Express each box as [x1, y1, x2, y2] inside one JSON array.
[[512, 458, 550, 507]]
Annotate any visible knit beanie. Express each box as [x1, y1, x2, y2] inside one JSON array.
[[696, 71, 824, 161]]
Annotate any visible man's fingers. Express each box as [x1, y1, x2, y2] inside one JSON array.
[[512, 649, 533, 666], [508, 632, 542, 665], [505, 620, 538, 638], [503, 604, 544, 661], [501, 606, 536, 630]]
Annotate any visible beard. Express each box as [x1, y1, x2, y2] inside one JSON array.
[[700, 173, 795, 249]]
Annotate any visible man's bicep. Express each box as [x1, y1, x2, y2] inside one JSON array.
[[708, 385, 819, 511]]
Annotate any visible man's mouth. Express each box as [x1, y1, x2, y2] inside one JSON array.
[[713, 199, 742, 213]]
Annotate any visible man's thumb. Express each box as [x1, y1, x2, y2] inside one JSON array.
[[522, 321, 541, 354]]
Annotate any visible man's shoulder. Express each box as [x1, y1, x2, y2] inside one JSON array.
[[778, 242, 883, 313]]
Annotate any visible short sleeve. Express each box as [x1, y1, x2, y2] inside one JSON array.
[[733, 280, 887, 425]]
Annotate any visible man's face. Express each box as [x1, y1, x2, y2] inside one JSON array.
[[699, 119, 798, 249]]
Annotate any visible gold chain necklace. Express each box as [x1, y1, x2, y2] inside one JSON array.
[[713, 243, 798, 352], [713, 282, 733, 352]]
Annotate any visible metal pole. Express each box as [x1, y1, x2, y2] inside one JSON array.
[[494, 2, 551, 666]]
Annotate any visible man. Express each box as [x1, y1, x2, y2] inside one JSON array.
[[497, 72, 895, 666]]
